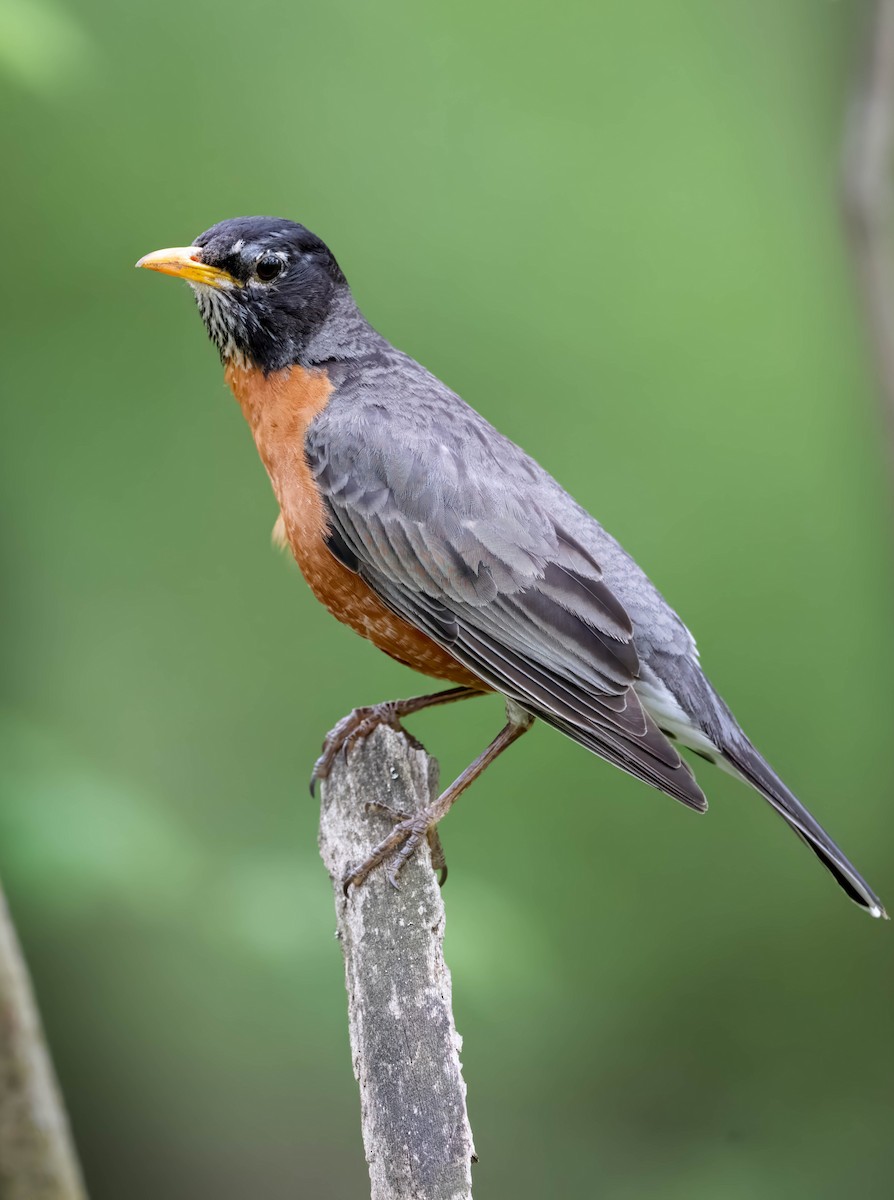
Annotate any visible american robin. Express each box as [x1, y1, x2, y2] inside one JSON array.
[[137, 216, 885, 916]]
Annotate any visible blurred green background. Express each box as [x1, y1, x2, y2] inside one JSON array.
[[2, 0, 893, 1196]]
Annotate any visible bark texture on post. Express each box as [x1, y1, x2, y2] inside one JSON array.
[[318, 725, 475, 1200], [0, 881, 87, 1200]]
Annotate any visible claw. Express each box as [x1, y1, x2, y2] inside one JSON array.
[[310, 703, 408, 796], [310, 687, 482, 800], [426, 827, 447, 886], [341, 811, 440, 896]]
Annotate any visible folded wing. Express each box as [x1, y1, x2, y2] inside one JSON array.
[[307, 408, 706, 811]]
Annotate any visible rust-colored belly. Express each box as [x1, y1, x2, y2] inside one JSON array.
[[225, 361, 485, 689]]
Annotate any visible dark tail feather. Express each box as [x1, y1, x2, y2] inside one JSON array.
[[722, 741, 886, 919]]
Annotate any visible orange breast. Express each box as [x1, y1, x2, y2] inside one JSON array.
[[225, 361, 485, 690]]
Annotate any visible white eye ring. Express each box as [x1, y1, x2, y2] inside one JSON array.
[[255, 253, 286, 282]]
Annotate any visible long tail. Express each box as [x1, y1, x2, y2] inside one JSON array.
[[722, 740, 886, 919]]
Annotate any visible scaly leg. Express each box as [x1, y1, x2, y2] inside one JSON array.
[[310, 686, 484, 796], [343, 704, 535, 892]]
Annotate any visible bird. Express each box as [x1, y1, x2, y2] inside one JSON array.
[[137, 215, 885, 916]]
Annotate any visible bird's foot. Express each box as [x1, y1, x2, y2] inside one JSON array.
[[310, 703, 424, 796], [343, 798, 448, 893], [340, 705, 533, 894]]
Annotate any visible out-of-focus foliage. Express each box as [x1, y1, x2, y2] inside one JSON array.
[[1, 1, 892, 1196]]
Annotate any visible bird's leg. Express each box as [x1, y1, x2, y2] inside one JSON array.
[[343, 703, 535, 893], [310, 686, 484, 795]]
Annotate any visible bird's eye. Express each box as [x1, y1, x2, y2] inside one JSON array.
[[255, 254, 284, 282]]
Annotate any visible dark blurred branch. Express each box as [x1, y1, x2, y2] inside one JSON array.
[[842, 0, 894, 485], [0, 880, 87, 1200], [318, 726, 475, 1200]]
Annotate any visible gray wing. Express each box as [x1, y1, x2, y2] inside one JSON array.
[[306, 388, 706, 811]]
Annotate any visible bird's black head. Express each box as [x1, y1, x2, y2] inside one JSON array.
[[138, 216, 349, 372]]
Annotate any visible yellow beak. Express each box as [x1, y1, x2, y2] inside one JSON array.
[[135, 246, 240, 288]]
